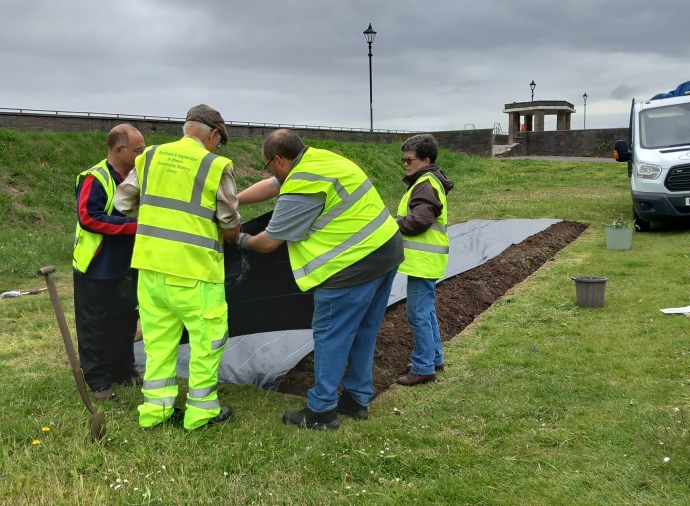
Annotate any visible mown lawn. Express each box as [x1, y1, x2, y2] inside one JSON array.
[[1, 129, 689, 504]]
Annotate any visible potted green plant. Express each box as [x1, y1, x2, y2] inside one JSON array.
[[604, 216, 633, 250]]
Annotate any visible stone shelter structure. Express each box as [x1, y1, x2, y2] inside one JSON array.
[[503, 101, 576, 143]]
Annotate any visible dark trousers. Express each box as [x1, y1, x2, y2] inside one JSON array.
[[73, 272, 139, 391]]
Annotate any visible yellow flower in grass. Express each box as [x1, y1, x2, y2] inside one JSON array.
[[32, 440, 41, 445], [42, 427, 50, 432]]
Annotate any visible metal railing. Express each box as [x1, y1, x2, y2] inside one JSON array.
[[0, 107, 417, 134], [493, 123, 504, 135], [464, 124, 476, 130]]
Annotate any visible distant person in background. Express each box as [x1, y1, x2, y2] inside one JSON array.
[[73, 124, 145, 400], [395, 134, 454, 387]]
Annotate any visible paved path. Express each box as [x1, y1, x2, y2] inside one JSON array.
[[501, 155, 616, 163]]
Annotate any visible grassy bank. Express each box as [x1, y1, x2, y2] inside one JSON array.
[[1, 129, 689, 504], [0, 129, 624, 285]]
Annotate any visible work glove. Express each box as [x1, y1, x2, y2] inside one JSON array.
[[236, 232, 251, 250]]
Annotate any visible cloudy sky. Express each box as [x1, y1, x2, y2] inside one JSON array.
[[0, 0, 686, 133]]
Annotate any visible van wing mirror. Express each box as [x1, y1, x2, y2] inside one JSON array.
[[613, 140, 630, 162]]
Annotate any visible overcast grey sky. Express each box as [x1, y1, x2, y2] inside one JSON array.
[[0, 0, 686, 132]]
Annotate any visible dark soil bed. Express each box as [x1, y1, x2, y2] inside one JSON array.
[[277, 220, 588, 398]]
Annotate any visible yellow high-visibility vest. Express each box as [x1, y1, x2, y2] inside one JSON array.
[[73, 160, 116, 273], [397, 172, 449, 279], [280, 147, 399, 291], [131, 137, 231, 283]]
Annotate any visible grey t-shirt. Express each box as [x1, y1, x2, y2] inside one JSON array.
[[264, 177, 403, 289], [264, 183, 326, 242]]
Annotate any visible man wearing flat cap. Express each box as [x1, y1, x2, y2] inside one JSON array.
[[115, 104, 241, 430]]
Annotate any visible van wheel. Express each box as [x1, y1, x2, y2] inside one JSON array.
[[632, 208, 651, 232]]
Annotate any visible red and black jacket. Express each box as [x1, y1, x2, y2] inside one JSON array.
[[75, 163, 136, 279]]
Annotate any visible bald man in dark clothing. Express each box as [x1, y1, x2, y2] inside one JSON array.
[[73, 124, 145, 400]]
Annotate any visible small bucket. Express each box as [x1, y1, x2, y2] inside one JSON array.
[[572, 276, 608, 308]]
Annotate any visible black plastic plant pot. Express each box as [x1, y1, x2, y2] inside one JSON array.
[[572, 276, 608, 308]]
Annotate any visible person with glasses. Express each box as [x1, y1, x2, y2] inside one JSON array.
[[395, 134, 454, 387], [73, 124, 146, 401], [236, 129, 403, 430], [115, 105, 242, 430]]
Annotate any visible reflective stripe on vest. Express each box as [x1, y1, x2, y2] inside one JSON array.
[[428, 223, 448, 233], [293, 207, 390, 280], [306, 179, 373, 237], [140, 147, 217, 221], [397, 172, 449, 279], [131, 138, 229, 283], [402, 241, 450, 254], [136, 224, 224, 253], [72, 160, 117, 273], [280, 147, 399, 291]]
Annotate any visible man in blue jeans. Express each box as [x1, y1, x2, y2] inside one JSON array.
[[395, 134, 454, 386], [236, 129, 403, 430]]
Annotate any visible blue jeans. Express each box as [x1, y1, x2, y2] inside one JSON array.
[[407, 276, 443, 376], [308, 268, 398, 413]]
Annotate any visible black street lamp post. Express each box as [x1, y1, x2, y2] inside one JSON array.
[[363, 23, 377, 132], [530, 80, 536, 102], [583, 92, 588, 129]]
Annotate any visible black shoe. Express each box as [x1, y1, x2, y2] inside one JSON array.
[[144, 407, 185, 428], [406, 363, 444, 372], [193, 407, 233, 430], [337, 390, 369, 420], [282, 405, 340, 431], [166, 407, 185, 424]]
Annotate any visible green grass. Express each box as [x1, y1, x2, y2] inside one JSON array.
[[1, 129, 689, 504]]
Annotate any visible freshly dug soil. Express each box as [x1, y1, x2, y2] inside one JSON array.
[[277, 220, 588, 398]]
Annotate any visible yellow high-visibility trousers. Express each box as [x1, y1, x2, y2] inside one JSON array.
[[137, 269, 229, 430]]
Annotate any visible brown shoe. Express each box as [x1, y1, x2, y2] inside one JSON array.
[[397, 372, 437, 386], [93, 387, 116, 400], [406, 363, 445, 372]]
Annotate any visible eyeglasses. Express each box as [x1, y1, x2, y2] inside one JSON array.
[[262, 155, 275, 171], [402, 157, 421, 165], [119, 146, 146, 154]]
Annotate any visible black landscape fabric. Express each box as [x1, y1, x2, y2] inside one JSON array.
[[134, 213, 560, 391], [224, 211, 314, 337]]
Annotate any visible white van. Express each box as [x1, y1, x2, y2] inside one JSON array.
[[614, 91, 690, 231]]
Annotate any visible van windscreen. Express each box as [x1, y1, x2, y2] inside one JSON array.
[[640, 102, 690, 149]]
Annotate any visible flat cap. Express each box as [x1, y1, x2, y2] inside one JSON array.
[[186, 104, 228, 146]]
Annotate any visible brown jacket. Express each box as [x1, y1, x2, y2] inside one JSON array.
[[396, 164, 454, 236]]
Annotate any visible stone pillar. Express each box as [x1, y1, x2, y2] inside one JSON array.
[[508, 111, 520, 143], [534, 111, 545, 132], [525, 114, 533, 132], [565, 112, 571, 130], [557, 111, 566, 130]]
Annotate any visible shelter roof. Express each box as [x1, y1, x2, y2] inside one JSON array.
[[503, 101, 575, 114]]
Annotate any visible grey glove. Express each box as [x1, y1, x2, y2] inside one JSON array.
[[237, 232, 251, 250]]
